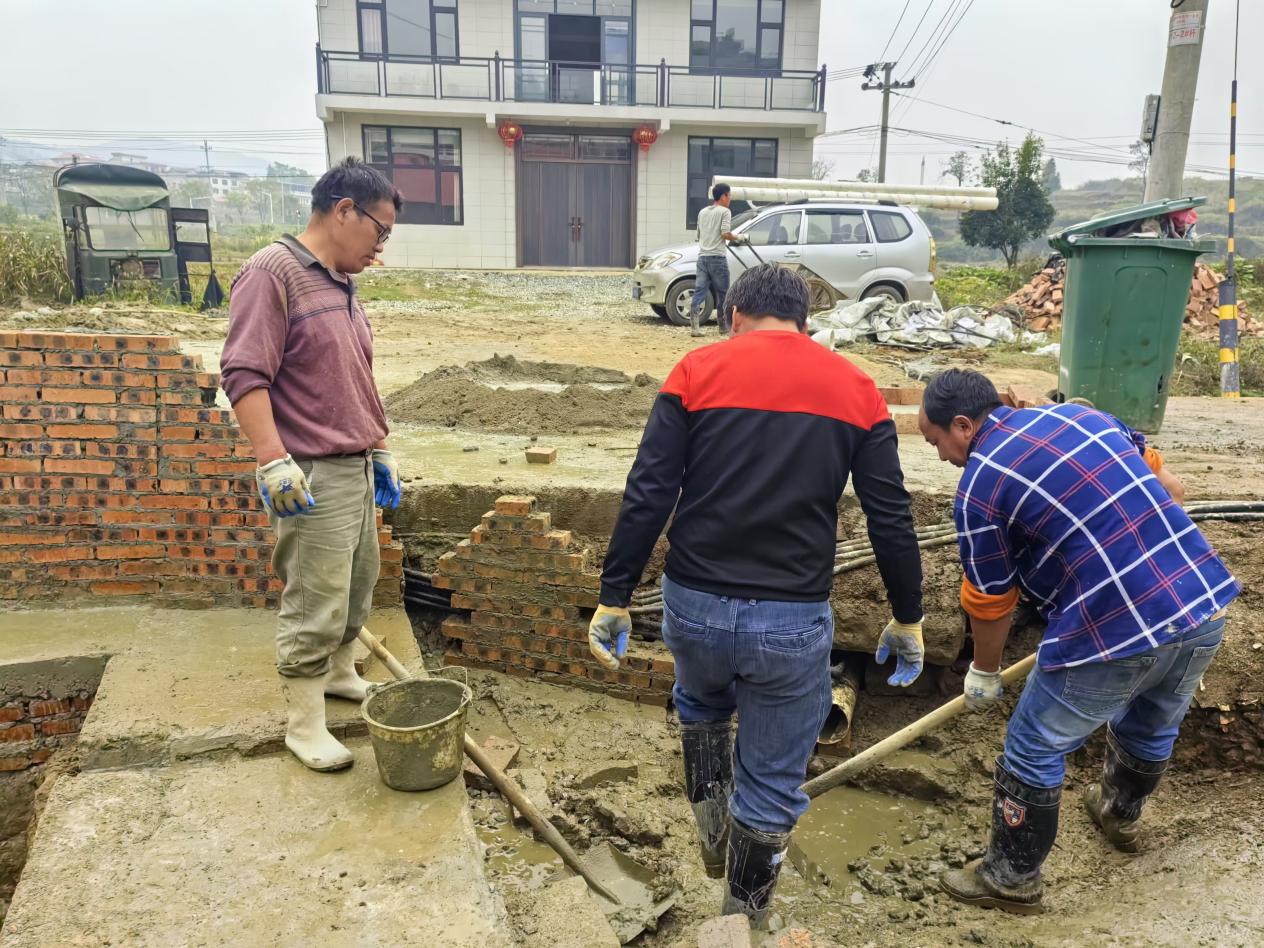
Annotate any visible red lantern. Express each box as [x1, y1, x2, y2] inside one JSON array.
[[632, 125, 658, 152], [497, 120, 523, 149]]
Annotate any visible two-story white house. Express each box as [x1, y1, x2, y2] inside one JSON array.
[[314, 0, 825, 268]]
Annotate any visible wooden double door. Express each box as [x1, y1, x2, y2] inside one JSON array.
[[518, 130, 634, 268]]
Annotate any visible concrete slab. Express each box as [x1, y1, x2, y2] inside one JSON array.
[[0, 747, 510, 947], [0, 604, 421, 770]]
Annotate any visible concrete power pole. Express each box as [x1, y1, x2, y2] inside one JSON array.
[[862, 62, 914, 183], [1144, 0, 1209, 202]]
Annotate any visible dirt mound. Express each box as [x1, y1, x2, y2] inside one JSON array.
[[386, 356, 659, 433]]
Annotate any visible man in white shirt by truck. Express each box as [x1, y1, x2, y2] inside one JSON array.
[[691, 183, 741, 337]]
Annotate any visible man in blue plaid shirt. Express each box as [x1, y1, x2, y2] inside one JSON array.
[[917, 369, 1239, 915]]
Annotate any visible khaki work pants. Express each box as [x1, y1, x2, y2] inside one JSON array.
[[263, 453, 380, 678]]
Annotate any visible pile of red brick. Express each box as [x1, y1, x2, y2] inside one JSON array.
[[436, 495, 676, 704], [0, 330, 402, 607], [0, 691, 94, 774]]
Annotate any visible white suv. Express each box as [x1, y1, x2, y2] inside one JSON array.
[[632, 201, 937, 325]]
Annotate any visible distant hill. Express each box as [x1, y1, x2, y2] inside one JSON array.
[[925, 175, 1262, 265]]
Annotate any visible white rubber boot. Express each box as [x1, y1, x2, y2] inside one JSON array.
[[324, 640, 372, 702], [281, 675, 354, 772]]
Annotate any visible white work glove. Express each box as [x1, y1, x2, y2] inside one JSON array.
[[588, 605, 631, 671], [874, 616, 925, 687], [256, 455, 315, 517], [963, 662, 1004, 710]]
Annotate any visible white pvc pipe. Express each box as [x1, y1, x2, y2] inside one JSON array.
[[721, 176, 997, 199], [717, 176, 999, 212]]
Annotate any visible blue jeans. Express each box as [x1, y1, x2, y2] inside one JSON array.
[[1002, 614, 1226, 788], [692, 256, 731, 331], [661, 575, 832, 834]]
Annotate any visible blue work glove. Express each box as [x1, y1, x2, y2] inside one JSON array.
[[371, 448, 401, 509], [256, 455, 315, 518], [588, 605, 631, 671], [963, 663, 1004, 710], [875, 617, 925, 687]]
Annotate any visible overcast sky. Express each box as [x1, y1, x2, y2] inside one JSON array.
[[1, 0, 1257, 188]]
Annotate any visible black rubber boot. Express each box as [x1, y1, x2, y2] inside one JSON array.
[[940, 760, 1060, 915], [721, 818, 789, 929], [680, 721, 733, 878], [1083, 730, 1167, 853]]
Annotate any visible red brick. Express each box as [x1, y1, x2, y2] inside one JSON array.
[[95, 543, 166, 560], [40, 718, 83, 736], [81, 369, 157, 388], [100, 510, 168, 524], [0, 750, 51, 772], [160, 407, 236, 425], [0, 707, 23, 723], [44, 459, 114, 475], [0, 458, 41, 474], [48, 563, 117, 581], [7, 440, 80, 458], [494, 495, 537, 516], [0, 531, 66, 547], [162, 443, 231, 458], [4, 404, 75, 421], [92, 334, 180, 353], [140, 494, 208, 510], [2, 351, 41, 367], [0, 423, 43, 439], [116, 560, 187, 577], [29, 698, 70, 717], [45, 423, 118, 438], [0, 385, 39, 402], [160, 391, 205, 406], [120, 353, 202, 371], [159, 426, 198, 440], [0, 723, 35, 743], [42, 387, 116, 404], [85, 442, 156, 460], [82, 407, 153, 424], [90, 580, 159, 596], [120, 389, 158, 405], [15, 331, 97, 350], [5, 368, 79, 385], [43, 350, 118, 367]]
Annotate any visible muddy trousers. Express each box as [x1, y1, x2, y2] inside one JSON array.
[[265, 453, 380, 678], [691, 256, 731, 333]]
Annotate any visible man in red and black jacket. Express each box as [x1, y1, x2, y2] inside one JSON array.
[[588, 264, 925, 927]]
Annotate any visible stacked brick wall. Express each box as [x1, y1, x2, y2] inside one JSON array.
[[436, 495, 675, 704], [0, 331, 402, 607], [0, 691, 94, 775]]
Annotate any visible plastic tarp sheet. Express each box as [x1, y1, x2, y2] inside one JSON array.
[[56, 181, 168, 211], [808, 299, 1034, 351]]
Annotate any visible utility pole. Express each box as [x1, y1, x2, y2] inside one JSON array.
[[1144, 0, 1209, 202], [202, 139, 216, 233], [861, 62, 914, 184], [919, 155, 926, 185]]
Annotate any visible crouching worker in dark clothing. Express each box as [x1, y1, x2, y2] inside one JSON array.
[[588, 264, 925, 927]]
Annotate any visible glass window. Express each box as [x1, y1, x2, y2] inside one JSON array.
[[578, 136, 631, 161], [805, 209, 869, 245], [521, 134, 574, 160], [595, 0, 631, 14], [603, 19, 629, 64], [744, 210, 801, 247], [385, 0, 431, 56], [84, 207, 170, 251], [686, 136, 778, 227], [518, 0, 554, 11], [360, 4, 384, 55], [364, 126, 463, 226], [555, 0, 592, 11], [174, 220, 210, 245], [869, 210, 913, 243], [691, 0, 783, 72], [434, 11, 458, 59]]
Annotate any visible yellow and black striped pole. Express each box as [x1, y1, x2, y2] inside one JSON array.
[[1219, 2, 1241, 397]]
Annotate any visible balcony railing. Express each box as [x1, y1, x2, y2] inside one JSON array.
[[316, 46, 826, 113]]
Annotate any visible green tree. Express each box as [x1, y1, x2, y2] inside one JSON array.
[[1041, 158, 1062, 194], [244, 178, 277, 224], [941, 150, 973, 187], [1128, 140, 1150, 195], [169, 179, 208, 209], [960, 134, 1056, 269]]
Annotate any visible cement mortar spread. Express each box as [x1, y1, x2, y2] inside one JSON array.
[[0, 749, 510, 948]]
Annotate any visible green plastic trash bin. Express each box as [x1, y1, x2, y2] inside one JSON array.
[[1049, 197, 1216, 433]]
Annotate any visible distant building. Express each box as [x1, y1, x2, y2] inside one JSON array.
[[313, 0, 827, 268]]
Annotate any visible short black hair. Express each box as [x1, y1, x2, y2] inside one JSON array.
[[922, 369, 1002, 428], [726, 264, 810, 330], [712, 182, 731, 201], [311, 157, 402, 214]]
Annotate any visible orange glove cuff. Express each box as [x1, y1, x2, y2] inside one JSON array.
[[960, 576, 1019, 621], [1142, 446, 1164, 474]]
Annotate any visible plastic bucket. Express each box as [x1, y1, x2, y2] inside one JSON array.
[[361, 671, 471, 791]]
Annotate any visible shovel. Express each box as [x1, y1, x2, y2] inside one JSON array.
[[802, 653, 1037, 799], [357, 629, 676, 942]]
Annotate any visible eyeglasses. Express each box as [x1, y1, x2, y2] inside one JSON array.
[[333, 194, 392, 243]]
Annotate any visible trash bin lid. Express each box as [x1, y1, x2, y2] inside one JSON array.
[[1050, 196, 1207, 248]]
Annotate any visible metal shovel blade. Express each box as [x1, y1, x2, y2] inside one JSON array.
[[576, 842, 679, 944]]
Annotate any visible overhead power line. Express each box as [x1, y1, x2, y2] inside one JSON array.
[[877, 0, 914, 62]]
